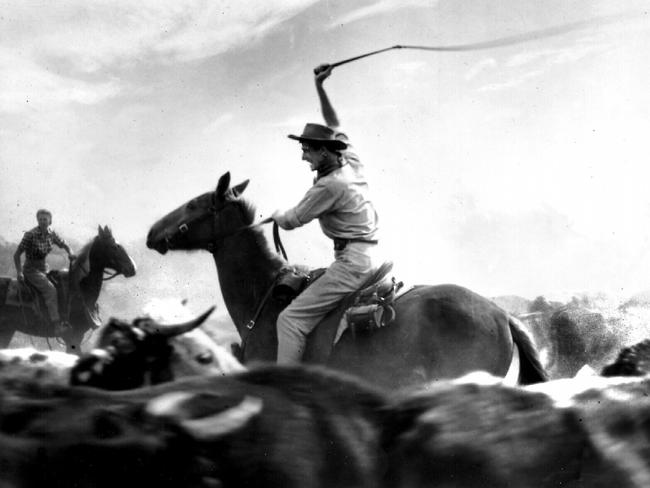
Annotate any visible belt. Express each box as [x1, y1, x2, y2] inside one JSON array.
[[333, 238, 378, 251]]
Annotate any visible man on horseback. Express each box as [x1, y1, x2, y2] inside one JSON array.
[[272, 65, 382, 364], [13, 209, 76, 336]]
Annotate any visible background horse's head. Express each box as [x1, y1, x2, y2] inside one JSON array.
[[91, 225, 137, 277], [147, 172, 250, 254]]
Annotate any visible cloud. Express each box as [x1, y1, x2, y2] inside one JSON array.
[[0, 0, 318, 112], [477, 37, 611, 92], [326, 0, 433, 29], [506, 40, 605, 69], [478, 68, 545, 92], [202, 113, 235, 134], [0, 48, 121, 113], [394, 60, 428, 74], [2, 1, 318, 70], [465, 58, 497, 81]]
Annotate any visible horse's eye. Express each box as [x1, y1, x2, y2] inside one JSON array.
[[187, 202, 196, 210]]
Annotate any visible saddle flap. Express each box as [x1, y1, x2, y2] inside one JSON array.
[[302, 261, 397, 363], [352, 261, 394, 302]]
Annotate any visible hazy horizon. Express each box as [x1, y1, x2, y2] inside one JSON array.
[[3, 1, 650, 303]]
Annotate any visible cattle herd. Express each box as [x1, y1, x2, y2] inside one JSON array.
[[1, 294, 650, 487]]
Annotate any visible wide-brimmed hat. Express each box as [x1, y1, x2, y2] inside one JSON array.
[[288, 123, 348, 150]]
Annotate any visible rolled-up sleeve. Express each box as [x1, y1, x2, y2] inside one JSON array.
[[275, 183, 340, 230]]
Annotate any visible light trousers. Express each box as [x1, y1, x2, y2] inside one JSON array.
[[23, 260, 59, 322], [276, 242, 380, 364]]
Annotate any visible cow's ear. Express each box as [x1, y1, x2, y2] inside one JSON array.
[[146, 392, 263, 440], [215, 172, 231, 200]]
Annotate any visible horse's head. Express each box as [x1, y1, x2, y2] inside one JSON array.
[[92, 225, 137, 277], [147, 172, 250, 254]]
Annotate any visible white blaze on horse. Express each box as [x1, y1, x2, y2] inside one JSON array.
[[0, 226, 136, 354], [146, 172, 548, 389]]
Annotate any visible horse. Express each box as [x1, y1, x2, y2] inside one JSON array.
[[146, 172, 547, 389], [0, 226, 136, 354]]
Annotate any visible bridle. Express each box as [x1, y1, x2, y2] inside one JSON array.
[[168, 195, 283, 257], [79, 239, 125, 281], [167, 194, 290, 357]]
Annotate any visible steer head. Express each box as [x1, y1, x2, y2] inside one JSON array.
[[71, 306, 216, 390]]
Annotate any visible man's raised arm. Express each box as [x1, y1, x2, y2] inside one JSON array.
[[314, 64, 340, 129]]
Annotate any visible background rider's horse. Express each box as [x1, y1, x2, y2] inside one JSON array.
[[147, 172, 547, 389], [0, 226, 136, 354]]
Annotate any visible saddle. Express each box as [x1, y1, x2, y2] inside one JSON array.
[[271, 262, 403, 362], [0, 271, 70, 324]]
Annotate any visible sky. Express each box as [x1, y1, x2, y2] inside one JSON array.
[[2, 0, 650, 309]]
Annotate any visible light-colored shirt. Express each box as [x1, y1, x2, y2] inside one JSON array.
[[276, 132, 379, 241]]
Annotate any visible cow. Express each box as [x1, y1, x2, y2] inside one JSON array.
[[1, 362, 650, 487], [0, 364, 388, 488], [601, 339, 650, 377], [70, 305, 245, 390], [510, 295, 623, 379], [0, 306, 243, 391], [546, 299, 621, 378], [384, 372, 650, 488], [0, 347, 78, 385]]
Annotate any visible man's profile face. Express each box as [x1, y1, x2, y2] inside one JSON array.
[[301, 144, 324, 171]]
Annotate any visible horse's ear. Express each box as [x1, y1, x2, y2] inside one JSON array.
[[231, 179, 249, 198], [103, 225, 112, 236], [216, 172, 231, 200], [98, 225, 104, 237]]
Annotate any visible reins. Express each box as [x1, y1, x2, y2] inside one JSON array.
[[102, 270, 120, 281], [206, 213, 288, 261], [220, 217, 289, 357]]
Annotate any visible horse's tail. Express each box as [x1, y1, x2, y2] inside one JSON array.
[[508, 315, 549, 384]]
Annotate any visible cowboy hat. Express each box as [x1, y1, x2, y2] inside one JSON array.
[[287, 123, 348, 150]]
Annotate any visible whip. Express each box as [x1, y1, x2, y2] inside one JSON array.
[[314, 13, 637, 73]]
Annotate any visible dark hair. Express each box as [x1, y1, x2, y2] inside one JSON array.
[[36, 209, 52, 220]]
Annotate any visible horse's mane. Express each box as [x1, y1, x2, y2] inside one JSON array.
[[238, 198, 256, 225], [234, 197, 285, 268], [70, 238, 94, 275]]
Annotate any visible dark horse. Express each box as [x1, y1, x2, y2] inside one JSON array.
[[147, 172, 547, 389], [0, 226, 136, 354]]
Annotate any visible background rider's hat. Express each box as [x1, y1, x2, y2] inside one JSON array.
[[288, 123, 348, 151]]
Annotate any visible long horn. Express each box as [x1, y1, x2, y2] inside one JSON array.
[[180, 396, 263, 440], [142, 306, 216, 338], [146, 392, 263, 440]]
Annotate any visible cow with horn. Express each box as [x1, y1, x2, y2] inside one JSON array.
[[71, 305, 244, 390]]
